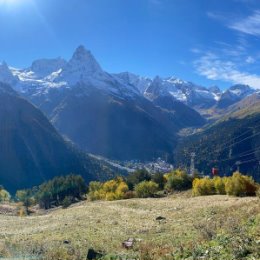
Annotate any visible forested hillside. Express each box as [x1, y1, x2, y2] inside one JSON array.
[[175, 113, 260, 180]]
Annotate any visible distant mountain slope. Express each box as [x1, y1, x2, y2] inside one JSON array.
[[174, 110, 260, 180], [152, 95, 205, 128], [223, 92, 260, 119], [0, 83, 117, 192], [44, 85, 178, 161]]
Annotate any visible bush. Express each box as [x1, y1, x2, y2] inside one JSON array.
[[213, 176, 226, 195], [88, 177, 129, 201], [126, 169, 151, 190], [16, 189, 35, 210], [225, 172, 257, 196], [134, 181, 159, 198], [151, 172, 166, 190], [192, 172, 258, 197], [192, 177, 215, 196], [165, 169, 192, 191], [0, 187, 10, 203], [62, 196, 73, 208]]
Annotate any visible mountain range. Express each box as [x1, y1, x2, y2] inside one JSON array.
[[0, 46, 208, 161], [0, 45, 259, 184]]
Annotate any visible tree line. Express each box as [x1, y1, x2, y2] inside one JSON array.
[[0, 169, 259, 212]]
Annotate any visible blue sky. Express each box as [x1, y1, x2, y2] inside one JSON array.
[[1, 0, 260, 89]]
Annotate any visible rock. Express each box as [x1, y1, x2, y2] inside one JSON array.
[[86, 248, 104, 260], [156, 216, 166, 221], [122, 238, 135, 249]]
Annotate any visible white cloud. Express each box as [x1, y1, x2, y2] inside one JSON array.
[[246, 56, 255, 63], [190, 48, 201, 54], [194, 52, 260, 89], [229, 11, 260, 36]]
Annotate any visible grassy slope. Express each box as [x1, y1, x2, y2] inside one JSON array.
[[0, 194, 259, 259]]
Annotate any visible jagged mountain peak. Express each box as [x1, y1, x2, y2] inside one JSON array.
[[69, 45, 102, 72], [153, 75, 162, 83], [56, 45, 104, 85], [72, 45, 91, 59]]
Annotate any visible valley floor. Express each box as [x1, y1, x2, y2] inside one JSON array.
[[0, 193, 259, 260]]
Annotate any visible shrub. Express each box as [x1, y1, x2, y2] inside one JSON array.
[[88, 177, 129, 201], [192, 177, 215, 196], [16, 189, 35, 210], [213, 176, 226, 195], [192, 172, 258, 197], [0, 187, 11, 202], [134, 181, 159, 198], [225, 172, 257, 196], [126, 169, 151, 190], [151, 172, 166, 190], [62, 196, 73, 208], [165, 169, 192, 191]]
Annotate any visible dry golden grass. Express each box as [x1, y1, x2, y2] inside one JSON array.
[[0, 193, 259, 259]]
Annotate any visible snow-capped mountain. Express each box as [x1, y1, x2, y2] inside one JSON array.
[[116, 73, 257, 110], [141, 75, 221, 108], [217, 84, 256, 109], [57, 45, 103, 83], [2, 46, 256, 111], [115, 72, 152, 94], [0, 45, 257, 161], [1, 46, 203, 160], [9, 45, 140, 99], [114, 72, 226, 108]]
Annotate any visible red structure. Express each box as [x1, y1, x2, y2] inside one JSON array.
[[212, 167, 219, 176]]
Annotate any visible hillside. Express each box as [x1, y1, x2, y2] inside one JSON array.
[[0, 83, 118, 193], [175, 111, 260, 179], [0, 194, 259, 259]]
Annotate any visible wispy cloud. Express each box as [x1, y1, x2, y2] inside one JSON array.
[[190, 48, 202, 54], [229, 10, 260, 36], [208, 9, 260, 37], [206, 11, 227, 22], [194, 52, 260, 89], [246, 56, 255, 63]]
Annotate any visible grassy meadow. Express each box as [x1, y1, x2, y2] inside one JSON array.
[[0, 192, 259, 260]]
